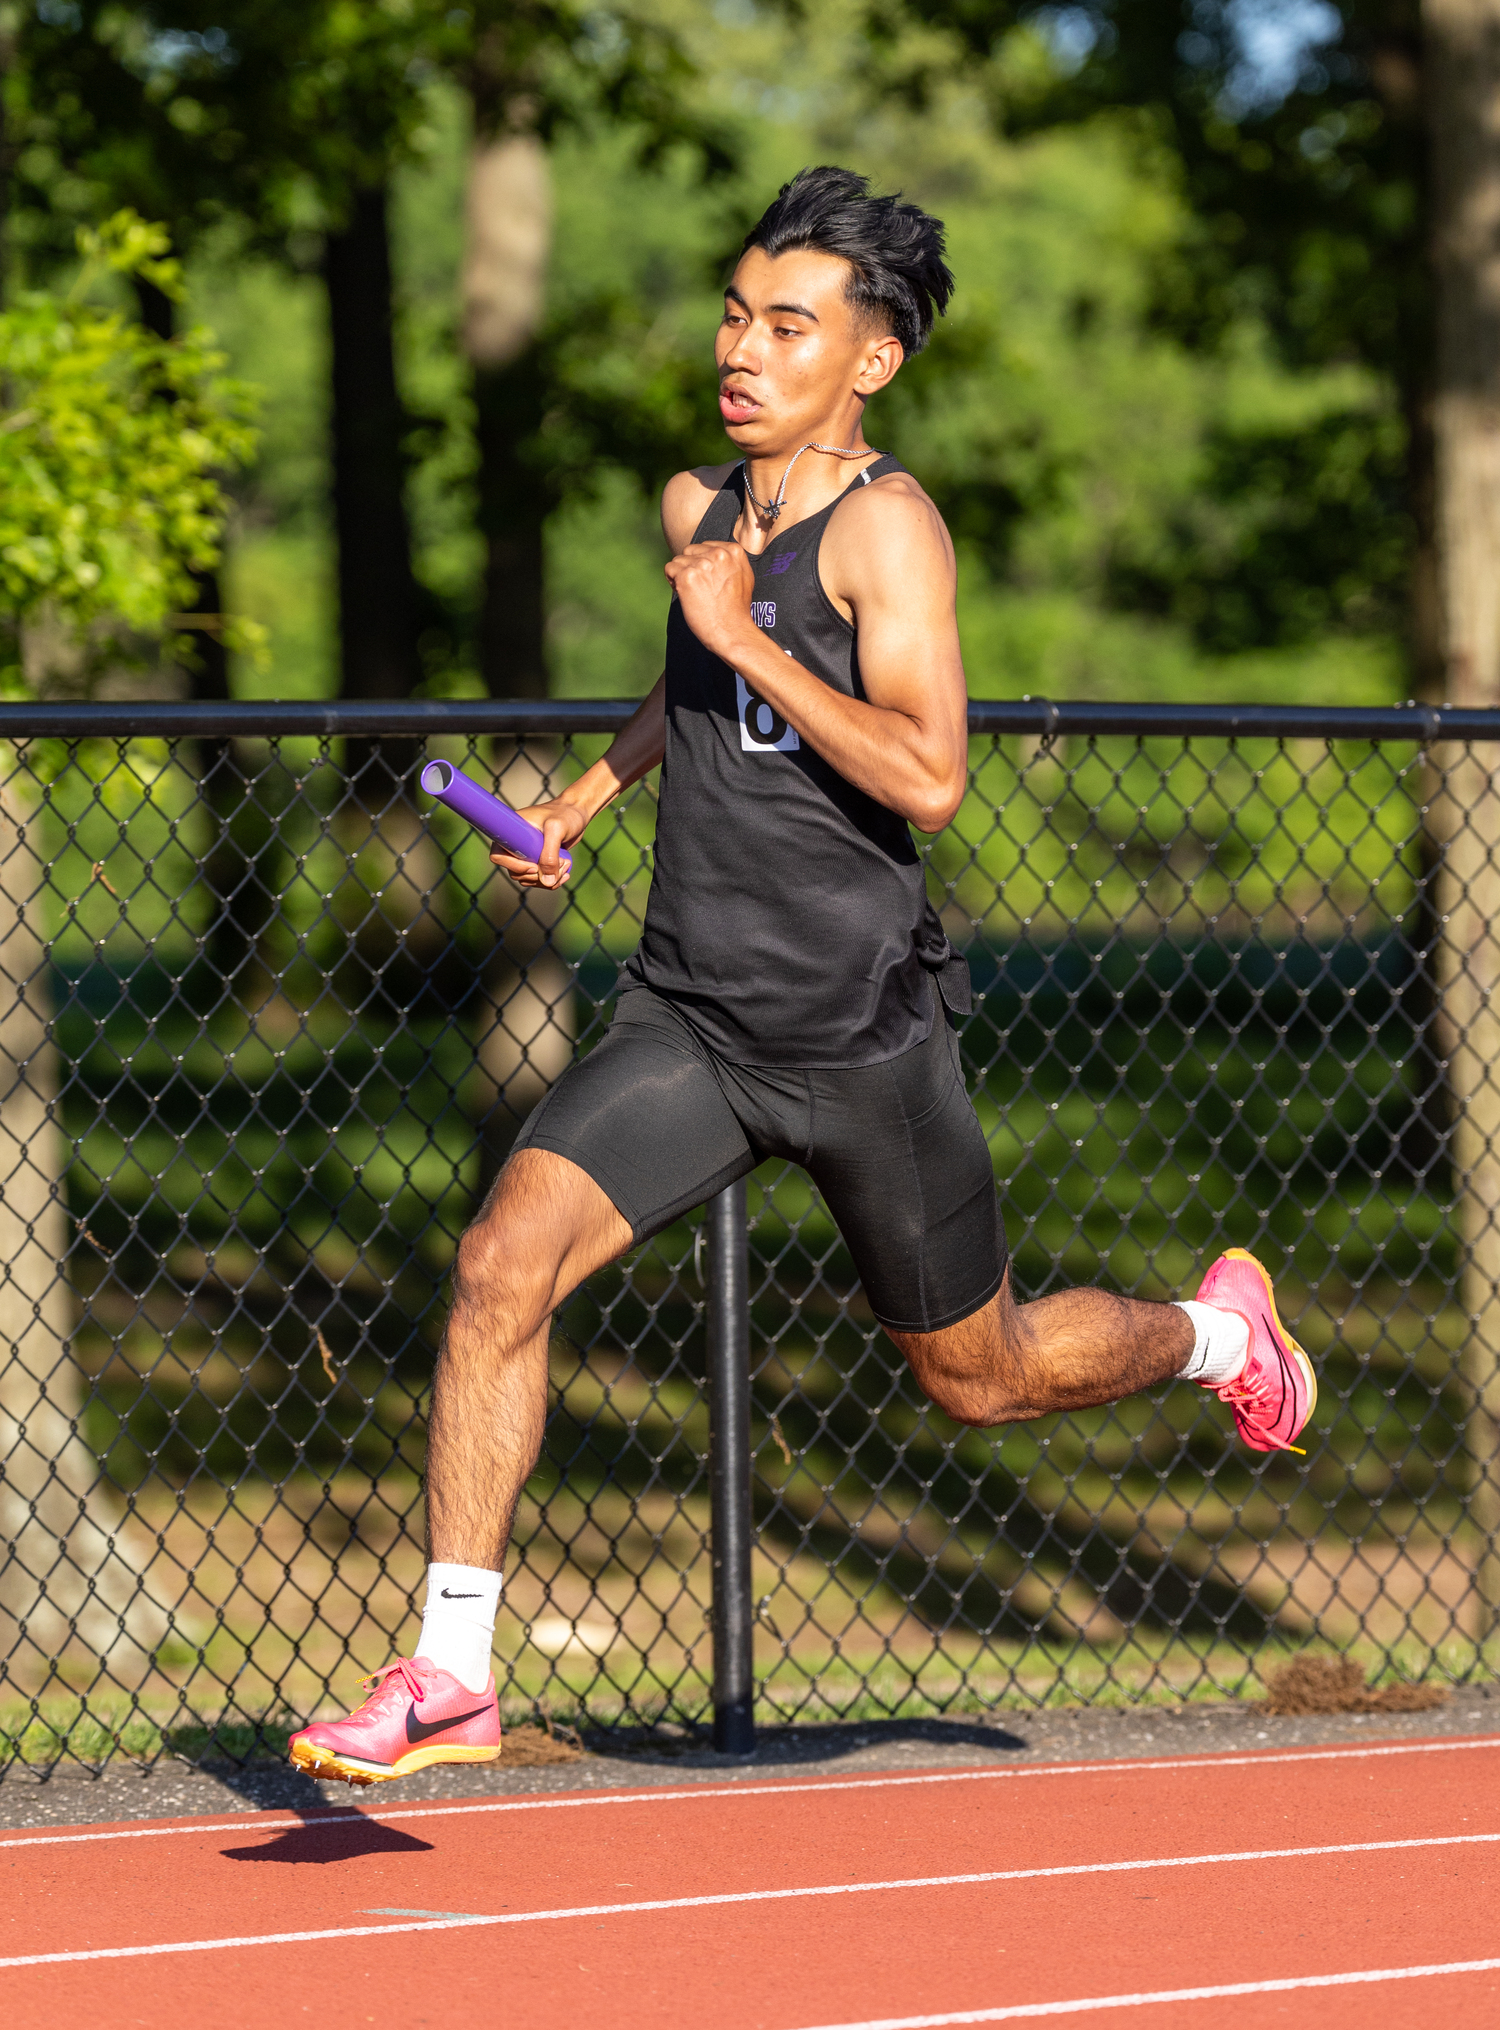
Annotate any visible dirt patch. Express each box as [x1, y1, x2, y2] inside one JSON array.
[[1263, 1655, 1449, 1717], [501, 1722, 586, 1767]]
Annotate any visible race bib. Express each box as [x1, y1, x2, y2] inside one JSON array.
[[735, 669, 800, 753]]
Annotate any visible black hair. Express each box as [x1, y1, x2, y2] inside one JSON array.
[[740, 165, 955, 356]]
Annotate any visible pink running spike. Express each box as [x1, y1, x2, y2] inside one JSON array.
[[1194, 1248, 1317, 1454], [288, 1655, 500, 1787]]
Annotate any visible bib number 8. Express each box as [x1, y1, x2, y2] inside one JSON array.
[[735, 671, 800, 753]]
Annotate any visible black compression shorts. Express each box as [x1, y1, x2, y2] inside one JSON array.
[[512, 984, 1007, 1334]]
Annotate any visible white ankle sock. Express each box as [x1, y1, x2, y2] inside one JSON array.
[[415, 1563, 502, 1693], [1175, 1300, 1250, 1385]]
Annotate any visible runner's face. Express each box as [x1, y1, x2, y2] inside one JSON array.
[[716, 247, 900, 453]]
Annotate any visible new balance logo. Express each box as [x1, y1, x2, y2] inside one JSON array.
[[767, 550, 797, 575]]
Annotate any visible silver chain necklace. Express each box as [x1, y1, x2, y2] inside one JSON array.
[[741, 441, 881, 525]]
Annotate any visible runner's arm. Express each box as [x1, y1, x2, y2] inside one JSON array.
[[494, 676, 666, 890], [496, 464, 733, 887], [664, 484, 968, 832]]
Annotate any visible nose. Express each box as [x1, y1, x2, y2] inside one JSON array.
[[720, 324, 758, 375]]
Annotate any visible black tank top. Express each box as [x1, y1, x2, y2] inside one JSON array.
[[625, 454, 954, 1067]]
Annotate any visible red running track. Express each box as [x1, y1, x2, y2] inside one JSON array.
[[0, 1736, 1497, 2029]]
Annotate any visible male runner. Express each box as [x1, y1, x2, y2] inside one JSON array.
[[290, 166, 1316, 1787]]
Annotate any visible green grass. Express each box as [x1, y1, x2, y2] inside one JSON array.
[[0, 1696, 307, 1769], [7, 1631, 1486, 1770]]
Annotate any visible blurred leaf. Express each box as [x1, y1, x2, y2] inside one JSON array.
[[0, 212, 260, 685]]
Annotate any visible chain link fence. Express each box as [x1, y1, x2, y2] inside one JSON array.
[[1, 697, 1497, 1770]]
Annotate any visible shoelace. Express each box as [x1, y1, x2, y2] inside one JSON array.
[[351, 1656, 429, 1716], [1214, 1369, 1305, 1454]]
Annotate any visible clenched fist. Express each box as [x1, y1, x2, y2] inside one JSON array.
[[664, 540, 758, 661]]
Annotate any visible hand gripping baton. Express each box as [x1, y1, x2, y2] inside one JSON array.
[[418, 759, 572, 872]]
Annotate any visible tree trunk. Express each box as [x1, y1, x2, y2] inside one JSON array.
[[326, 184, 421, 706], [474, 349, 551, 701], [460, 128, 573, 1160], [1399, 389, 1452, 1190], [463, 130, 553, 702], [0, 12, 14, 308], [0, 770, 164, 1677], [133, 276, 232, 708], [1425, 0, 1500, 1638], [462, 132, 550, 371], [133, 277, 264, 992], [324, 185, 442, 1023]]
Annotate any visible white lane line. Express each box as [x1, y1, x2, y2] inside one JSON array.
[[0, 1917, 490, 1968], [786, 1955, 1500, 2027], [1, 1829, 1496, 1970], [0, 1733, 1494, 1854], [364, 1907, 490, 1923]]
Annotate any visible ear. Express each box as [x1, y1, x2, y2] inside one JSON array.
[[853, 334, 905, 397]]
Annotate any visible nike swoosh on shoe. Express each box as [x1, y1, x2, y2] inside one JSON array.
[[288, 1656, 501, 1785], [406, 1702, 493, 1744]]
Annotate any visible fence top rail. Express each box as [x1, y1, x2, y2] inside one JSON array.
[[0, 697, 1493, 741]]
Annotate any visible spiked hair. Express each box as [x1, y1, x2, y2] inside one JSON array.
[[741, 165, 955, 356]]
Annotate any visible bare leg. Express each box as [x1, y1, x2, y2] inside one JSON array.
[[888, 1267, 1193, 1427], [425, 1148, 632, 1569]]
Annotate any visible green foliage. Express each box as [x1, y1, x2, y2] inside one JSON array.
[[1104, 403, 1412, 650], [13, 1, 1413, 704], [13, 2, 743, 702], [15, 0, 435, 255], [0, 211, 258, 680], [895, 0, 1423, 385], [879, 0, 1423, 665], [15, 0, 735, 264], [515, 6, 1402, 704]]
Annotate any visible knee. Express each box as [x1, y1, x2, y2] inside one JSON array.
[[925, 1377, 1026, 1428], [449, 1216, 548, 1348], [917, 1279, 1038, 1425], [451, 1219, 498, 1308], [893, 1339, 1025, 1428]]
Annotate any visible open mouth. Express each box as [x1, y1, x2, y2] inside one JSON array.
[[719, 383, 761, 424]]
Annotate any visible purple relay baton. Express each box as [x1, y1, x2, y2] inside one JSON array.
[[419, 759, 572, 872]]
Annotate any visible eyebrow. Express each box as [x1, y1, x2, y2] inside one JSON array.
[[724, 285, 820, 323]]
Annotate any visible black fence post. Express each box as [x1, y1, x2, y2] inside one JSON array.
[[707, 1178, 755, 1755]]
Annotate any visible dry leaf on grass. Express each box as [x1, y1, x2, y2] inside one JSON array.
[[1263, 1654, 1448, 1717], [501, 1723, 586, 1767]]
